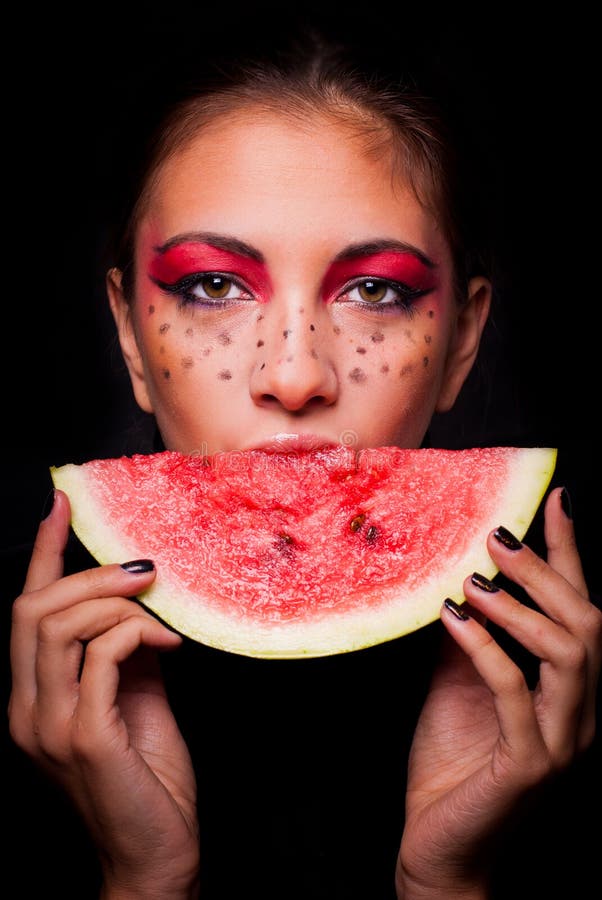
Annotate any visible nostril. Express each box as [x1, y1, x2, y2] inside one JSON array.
[[260, 393, 328, 410]]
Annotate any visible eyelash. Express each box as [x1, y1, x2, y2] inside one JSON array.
[[152, 272, 253, 307], [152, 272, 431, 314], [337, 277, 430, 314]]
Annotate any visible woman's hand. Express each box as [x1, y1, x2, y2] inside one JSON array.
[[396, 486, 602, 900], [8, 490, 200, 900]]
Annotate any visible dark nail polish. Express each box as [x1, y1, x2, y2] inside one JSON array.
[[494, 526, 522, 551], [560, 487, 573, 520], [121, 559, 155, 574], [471, 572, 500, 592], [444, 598, 470, 620], [40, 489, 56, 521]]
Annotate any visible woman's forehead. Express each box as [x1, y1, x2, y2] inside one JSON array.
[[139, 108, 448, 262]]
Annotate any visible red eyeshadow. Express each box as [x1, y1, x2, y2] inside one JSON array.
[[150, 242, 272, 299], [321, 251, 437, 302]]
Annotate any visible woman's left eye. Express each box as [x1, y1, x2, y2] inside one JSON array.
[[340, 278, 428, 311]]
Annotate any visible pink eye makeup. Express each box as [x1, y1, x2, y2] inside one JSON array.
[[321, 249, 438, 312], [149, 238, 272, 304]]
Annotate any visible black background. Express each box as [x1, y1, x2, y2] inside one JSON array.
[[2, 3, 600, 898]]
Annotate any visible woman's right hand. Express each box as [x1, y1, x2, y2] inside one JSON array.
[[8, 489, 200, 900]]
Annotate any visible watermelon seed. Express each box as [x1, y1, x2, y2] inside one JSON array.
[[276, 533, 295, 555], [366, 526, 378, 542], [350, 513, 366, 533]]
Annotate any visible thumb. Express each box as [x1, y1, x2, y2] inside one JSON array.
[[23, 489, 71, 592]]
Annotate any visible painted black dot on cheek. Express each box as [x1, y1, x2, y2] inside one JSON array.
[[148, 305, 155, 315], [162, 369, 170, 380], [283, 329, 291, 339], [333, 326, 341, 335], [218, 332, 232, 346], [299, 307, 304, 314], [260, 363, 266, 370], [380, 363, 389, 374], [257, 314, 264, 322], [356, 346, 367, 355], [218, 369, 232, 380], [257, 340, 264, 347], [428, 310, 434, 318], [310, 324, 315, 331], [159, 322, 170, 334], [185, 327, 194, 337], [310, 348, 318, 359], [181, 357, 194, 369], [371, 331, 384, 343], [423, 356, 429, 367], [349, 367, 367, 384], [424, 334, 432, 344], [202, 347, 212, 357], [400, 364, 413, 377]]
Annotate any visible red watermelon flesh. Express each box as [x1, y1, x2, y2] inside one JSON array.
[[50, 445, 556, 658]]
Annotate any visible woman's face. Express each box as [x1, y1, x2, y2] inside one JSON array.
[[111, 108, 489, 455]]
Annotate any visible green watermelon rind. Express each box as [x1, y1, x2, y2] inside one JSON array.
[[51, 447, 557, 659]]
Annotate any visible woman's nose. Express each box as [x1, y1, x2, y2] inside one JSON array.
[[249, 308, 338, 412]]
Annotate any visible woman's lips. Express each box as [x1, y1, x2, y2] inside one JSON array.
[[242, 433, 341, 453]]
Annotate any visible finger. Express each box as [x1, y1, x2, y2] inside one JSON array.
[[486, 526, 597, 652], [544, 487, 588, 598], [34, 598, 162, 751], [485, 529, 602, 751], [23, 489, 71, 592], [441, 600, 547, 766], [76, 617, 182, 755], [463, 574, 586, 757], [9, 560, 157, 724]]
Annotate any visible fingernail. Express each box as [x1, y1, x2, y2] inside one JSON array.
[[471, 572, 500, 592], [40, 489, 56, 521], [560, 487, 573, 520], [494, 526, 522, 551], [444, 598, 470, 620], [121, 559, 155, 573]]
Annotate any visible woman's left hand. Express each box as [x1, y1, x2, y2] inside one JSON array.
[[396, 486, 602, 900]]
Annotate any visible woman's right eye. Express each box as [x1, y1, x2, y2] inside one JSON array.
[[153, 272, 254, 306]]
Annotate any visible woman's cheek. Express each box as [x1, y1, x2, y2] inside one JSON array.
[[334, 308, 441, 388], [140, 306, 241, 391]]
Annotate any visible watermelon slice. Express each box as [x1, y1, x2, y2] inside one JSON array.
[[50, 446, 556, 659]]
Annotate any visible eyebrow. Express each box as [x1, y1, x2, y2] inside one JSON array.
[[155, 233, 434, 269], [155, 232, 265, 263], [332, 239, 435, 268]]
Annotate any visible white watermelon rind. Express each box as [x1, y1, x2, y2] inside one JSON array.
[[51, 447, 557, 659]]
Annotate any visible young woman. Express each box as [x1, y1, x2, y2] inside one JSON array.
[[7, 24, 600, 900]]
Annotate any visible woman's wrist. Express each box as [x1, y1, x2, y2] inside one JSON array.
[[100, 884, 200, 900], [100, 870, 200, 900], [396, 858, 488, 900]]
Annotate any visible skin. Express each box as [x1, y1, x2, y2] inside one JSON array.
[[108, 109, 490, 455], [9, 108, 601, 900]]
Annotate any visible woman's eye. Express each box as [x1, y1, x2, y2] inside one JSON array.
[[342, 278, 424, 310], [356, 280, 390, 303], [153, 272, 253, 306], [195, 275, 236, 299]]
